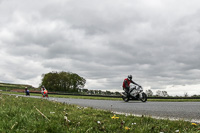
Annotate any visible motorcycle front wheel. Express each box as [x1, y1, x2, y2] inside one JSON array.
[[140, 92, 147, 102]]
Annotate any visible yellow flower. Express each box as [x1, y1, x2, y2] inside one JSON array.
[[125, 126, 130, 130], [111, 115, 119, 119], [192, 123, 197, 126]]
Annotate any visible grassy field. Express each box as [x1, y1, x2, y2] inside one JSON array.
[[0, 83, 33, 91], [1, 93, 200, 132]]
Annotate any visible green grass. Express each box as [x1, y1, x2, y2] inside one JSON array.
[[0, 83, 32, 90], [0, 93, 200, 133]]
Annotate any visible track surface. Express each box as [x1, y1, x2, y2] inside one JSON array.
[[11, 94, 200, 122], [51, 97, 200, 122]]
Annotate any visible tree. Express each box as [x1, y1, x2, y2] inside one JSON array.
[[161, 91, 169, 97], [94, 90, 99, 94], [184, 92, 188, 97], [114, 91, 121, 96], [105, 91, 111, 95], [156, 90, 162, 96], [82, 89, 89, 93], [156, 90, 169, 97], [41, 72, 60, 91], [41, 71, 86, 92], [70, 73, 86, 92], [98, 90, 102, 95], [145, 89, 153, 96], [88, 90, 95, 95]]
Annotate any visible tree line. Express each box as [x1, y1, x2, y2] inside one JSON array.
[[145, 89, 169, 97], [79, 89, 121, 96]]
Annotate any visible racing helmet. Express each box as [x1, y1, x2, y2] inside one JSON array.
[[128, 75, 132, 80]]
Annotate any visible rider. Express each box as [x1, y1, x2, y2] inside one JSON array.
[[41, 86, 45, 96], [25, 87, 30, 96], [122, 75, 140, 96], [43, 88, 48, 97]]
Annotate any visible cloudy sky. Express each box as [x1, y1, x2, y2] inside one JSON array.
[[0, 0, 200, 96]]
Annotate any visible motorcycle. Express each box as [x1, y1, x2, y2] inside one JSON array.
[[42, 89, 48, 98], [122, 85, 147, 102]]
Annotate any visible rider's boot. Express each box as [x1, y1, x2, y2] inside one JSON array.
[[123, 92, 130, 97]]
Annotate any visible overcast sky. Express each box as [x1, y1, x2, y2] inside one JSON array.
[[0, 0, 200, 96]]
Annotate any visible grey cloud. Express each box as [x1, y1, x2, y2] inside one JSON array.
[[40, 0, 145, 35], [1, 0, 200, 94]]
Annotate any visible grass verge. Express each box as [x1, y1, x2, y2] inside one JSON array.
[[0, 93, 200, 133]]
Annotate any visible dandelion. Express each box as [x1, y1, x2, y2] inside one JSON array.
[[192, 123, 197, 126], [132, 123, 136, 125], [97, 121, 101, 124], [77, 107, 83, 109], [64, 116, 70, 122], [111, 115, 119, 119], [125, 113, 129, 117], [77, 122, 80, 126], [175, 130, 179, 132], [125, 126, 130, 130]]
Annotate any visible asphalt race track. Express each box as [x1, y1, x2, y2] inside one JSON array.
[[50, 97, 200, 122], [9, 94, 200, 122]]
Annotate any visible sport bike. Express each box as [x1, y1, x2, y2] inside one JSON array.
[[122, 85, 147, 102]]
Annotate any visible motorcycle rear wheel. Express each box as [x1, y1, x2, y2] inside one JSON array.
[[140, 92, 147, 102]]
